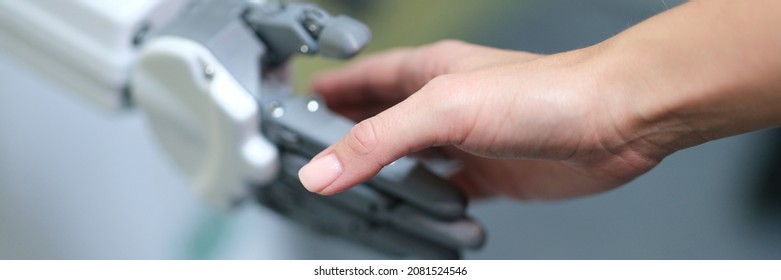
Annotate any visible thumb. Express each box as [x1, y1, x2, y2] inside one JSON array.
[[297, 78, 462, 195]]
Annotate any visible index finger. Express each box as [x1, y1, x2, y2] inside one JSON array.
[[312, 40, 538, 108]]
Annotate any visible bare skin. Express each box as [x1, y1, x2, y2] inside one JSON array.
[[297, 0, 781, 200]]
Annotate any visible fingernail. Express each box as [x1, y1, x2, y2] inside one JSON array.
[[298, 153, 343, 193]]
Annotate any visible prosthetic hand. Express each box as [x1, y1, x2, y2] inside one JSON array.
[[0, 0, 484, 259]]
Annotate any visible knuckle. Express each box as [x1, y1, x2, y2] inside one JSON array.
[[421, 74, 475, 144], [346, 118, 380, 157]]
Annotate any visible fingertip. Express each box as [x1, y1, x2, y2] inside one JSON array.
[[298, 153, 343, 193]]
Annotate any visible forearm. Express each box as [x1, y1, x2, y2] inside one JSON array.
[[590, 0, 781, 158]]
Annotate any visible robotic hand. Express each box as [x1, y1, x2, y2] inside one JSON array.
[[0, 0, 484, 259]]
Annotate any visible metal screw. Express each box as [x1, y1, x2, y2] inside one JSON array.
[[203, 65, 215, 80], [299, 45, 309, 53], [269, 101, 284, 118], [306, 99, 319, 112]]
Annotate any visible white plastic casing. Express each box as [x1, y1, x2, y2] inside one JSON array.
[[0, 0, 187, 111], [132, 36, 279, 209], [0, 1, 280, 209]]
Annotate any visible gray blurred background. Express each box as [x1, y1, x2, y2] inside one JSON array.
[[2, 0, 780, 259]]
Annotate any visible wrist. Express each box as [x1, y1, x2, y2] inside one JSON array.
[[589, 0, 781, 162], [579, 39, 706, 163]]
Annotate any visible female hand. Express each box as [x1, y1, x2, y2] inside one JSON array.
[[298, 40, 663, 199], [297, 0, 781, 199]]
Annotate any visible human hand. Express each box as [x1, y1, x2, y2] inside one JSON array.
[[297, 0, 781, 201], [297, 40, 665, 199]]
